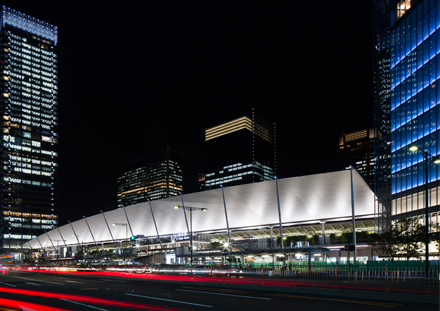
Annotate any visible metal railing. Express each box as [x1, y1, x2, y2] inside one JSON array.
[[146, 262, 439, 292]]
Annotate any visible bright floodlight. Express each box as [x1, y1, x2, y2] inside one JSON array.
[[202, 208, 207, 212], [409, 146, 419, 151], [112, 223, 116, 226], [224, 242, 230, 248], [173, 205, 180, 209], [434, 157, 440, 164]]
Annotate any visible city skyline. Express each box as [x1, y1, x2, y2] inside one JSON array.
[[2, 2, 374, 226]]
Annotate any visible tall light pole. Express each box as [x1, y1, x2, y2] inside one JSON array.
[[409, 145, 440, 276], [112, 223, 128, 240], [112, 223, 128, 254], [173, 205, 207, 272]]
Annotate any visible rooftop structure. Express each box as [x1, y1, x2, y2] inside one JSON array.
[[24, 170, 375, 250]]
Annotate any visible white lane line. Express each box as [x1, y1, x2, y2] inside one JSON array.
[[176, 289, 272, 300], [125, 293, 212, 308], [60, 299, 109, 311], [25, 282, 41, 286], [55, 277, 104, 283], [7, 275, 64, 285], [0, 282, 15, 287], [99, 279, 125, 282]]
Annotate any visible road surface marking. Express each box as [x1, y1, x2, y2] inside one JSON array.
[[60, 299, 109, 311], [99, 279, 125, 282], [0, 282, 15, 287], [7, 275, 63, 285], [25, 282, 41, 286], [177, 289, 272, 300], [183, 286, 249, 295], [125, 293, 212, 307]]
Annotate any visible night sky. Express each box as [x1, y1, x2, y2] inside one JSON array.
[[3, 1, 374, 226]]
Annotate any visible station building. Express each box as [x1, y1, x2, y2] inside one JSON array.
[[23, 169, 379, 265]]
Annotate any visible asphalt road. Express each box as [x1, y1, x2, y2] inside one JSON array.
[[0, 270, 436, 311]]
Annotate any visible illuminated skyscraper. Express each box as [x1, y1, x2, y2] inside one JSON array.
[[204, 110, 276, 189], [117, 148, 183, 207], [0, 7, 59, 252], [387, 0, 440, 231]]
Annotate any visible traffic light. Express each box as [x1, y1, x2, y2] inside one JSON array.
[[345, 238, 355, 251], [130, 235, 136, 241]]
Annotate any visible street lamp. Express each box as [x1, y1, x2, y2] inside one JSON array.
[[112, 222, 128, 253], [112, 223, 128, 240], [409, 145, 440, 276], [173, 205, 207, 272]]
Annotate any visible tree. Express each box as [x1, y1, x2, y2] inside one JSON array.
[[392, 218, 423, 260], [368, 218, 424, 260], [368, 230, 399, 260], [417, 222, 440, 254]]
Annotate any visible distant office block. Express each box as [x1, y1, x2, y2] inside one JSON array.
[[339, 129, 376, 187], [204, 110, 276, 189], [117, 148, 183, 207]]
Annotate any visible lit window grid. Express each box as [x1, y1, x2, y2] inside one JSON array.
[[391, 3, 440, 195], [2, 7, 58, 45], [1, 22, 58, 247], [205, 161, 274, 187], [117, 159, 183, 207]]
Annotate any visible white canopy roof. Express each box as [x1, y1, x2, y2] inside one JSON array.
[[23, 169, 375, 250]]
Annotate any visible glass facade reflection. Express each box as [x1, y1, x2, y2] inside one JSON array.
[[390, 0, 440, 224], [0, 7, 59, 251], [374, 0, 393, 232]]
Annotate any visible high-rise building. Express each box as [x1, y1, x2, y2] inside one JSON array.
[[374, 0, 393, 232], [339, 129, 376, 187], [117, 148, 183, 207], [204, 110, 276, 189], [387, 0, 440, 229], [0, 7, 59, 252]]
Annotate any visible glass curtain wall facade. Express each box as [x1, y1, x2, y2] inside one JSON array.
[[204, 110, 276, 190], [390, 0, 440, 226], [0, 7, 59, 251], [117, 148, 183, 207], [374, 0, 393, 232]]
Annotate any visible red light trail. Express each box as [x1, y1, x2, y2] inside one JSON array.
[[0, 287, 190, 310]]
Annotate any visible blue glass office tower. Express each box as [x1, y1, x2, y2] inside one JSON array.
[[0, 7, 59, 252], [390, 0, 440, 227]]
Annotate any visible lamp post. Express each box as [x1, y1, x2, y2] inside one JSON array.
[[173, 205, 207, 273], [112, 223, 128, 240], [112, 223, 128, 256], [409, 145, 440, 276]]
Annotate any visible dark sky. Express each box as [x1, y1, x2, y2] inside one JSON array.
[[3, 1, 374, 226]]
